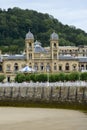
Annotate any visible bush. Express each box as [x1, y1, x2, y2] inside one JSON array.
[[30, 74, 36, 82], [64, 74, 70, 81], [15, 73, 25, 83], [25, 74, 30, 82], [35, 74, 47, 82], [80, 72, 87, 81], [68, 72, 80, 81], [58, 73, 65, 81], [15, 72, 82, 83], [0, 75, 5, 82], [49, 74, 55, 82]]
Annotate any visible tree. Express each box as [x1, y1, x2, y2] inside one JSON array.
[[0, 7, 87, 54]]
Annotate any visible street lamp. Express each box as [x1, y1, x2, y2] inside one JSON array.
[[46, 66, 49, 87]]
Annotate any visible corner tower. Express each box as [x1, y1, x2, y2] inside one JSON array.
[[50, 32, 59, 59], [25, 30, 34, 62]]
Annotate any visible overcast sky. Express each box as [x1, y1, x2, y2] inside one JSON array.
[[0, 0, 87, 32]]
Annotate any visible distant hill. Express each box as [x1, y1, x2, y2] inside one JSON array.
[[0, 7, 87, 54]]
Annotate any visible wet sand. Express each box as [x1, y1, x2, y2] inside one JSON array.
[[0, 107, 87, 130]]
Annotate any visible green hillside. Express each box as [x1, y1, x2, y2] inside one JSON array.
[[0, 7, 87, 54]]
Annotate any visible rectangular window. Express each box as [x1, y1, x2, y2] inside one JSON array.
[[59, 66, 62, 71]]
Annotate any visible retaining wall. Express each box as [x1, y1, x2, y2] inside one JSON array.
[[0, 86, 87, 102]]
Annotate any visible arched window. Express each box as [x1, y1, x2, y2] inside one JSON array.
[[29, 42, 32, 47], [54, 53, 57, 59], [0, 64, 2, 71], [29, 53, 32, 59], [14, 63, 18, 71], [86, 65, 87, 70], [34, 63, 38, 71], [54, 43, 56, 47], [40, 63, 44, 71], [65, 63, 69, 71], [70, 50, 72, 53], [21, 64, 26, 68], [29, 62, 32, 68], [46, 64, 50, 72], [6, 64, 11, 71], [59, 65, 62, 71], [54, 63, 57, 70], [72, 64, 77, 71], [54, 66, 57, 70], [81, 64, 84, 70]]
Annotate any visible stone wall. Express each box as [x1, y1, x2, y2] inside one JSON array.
[[0, 86, 87, 102]]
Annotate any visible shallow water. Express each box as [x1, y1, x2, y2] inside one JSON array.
[[0, 107, 87, 130]]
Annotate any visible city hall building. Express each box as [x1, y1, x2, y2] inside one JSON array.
[[0, 30, 87, 82]]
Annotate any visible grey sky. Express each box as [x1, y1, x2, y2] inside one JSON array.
[[0, 0, 87, 32]]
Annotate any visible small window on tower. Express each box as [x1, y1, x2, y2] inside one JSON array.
[[29, 42, 32, 47], [0, 64, 2, 71], [54, 43, 56, 47], [54, 54, 57, 59], [29, 53, 32, 59]]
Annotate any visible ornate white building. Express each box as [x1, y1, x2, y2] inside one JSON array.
[[0, 30, 87, 82]]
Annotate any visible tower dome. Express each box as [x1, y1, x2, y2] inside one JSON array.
[[25, 30, 34, 40], [50, 31, 59, 40]]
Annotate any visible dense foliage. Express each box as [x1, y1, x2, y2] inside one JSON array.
[[80, 72, 87, 81], [0, 7, 87, 54], [0, 75, 5, 82], [15, 72, 87, 83]]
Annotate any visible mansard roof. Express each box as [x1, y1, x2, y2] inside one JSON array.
[[34, 44, 47, 53], [5, 55, 26, 60], [78, 57, 87, 62], [59, 55, 78, 61]]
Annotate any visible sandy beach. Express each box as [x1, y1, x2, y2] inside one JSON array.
[[0, 107, 87, 130]]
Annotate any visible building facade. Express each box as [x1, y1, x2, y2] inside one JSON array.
[[0, 30, 87, 82]]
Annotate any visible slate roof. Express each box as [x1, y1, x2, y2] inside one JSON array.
[[5, 55, 26, 60], [34, 44, 47, 53], [78, 57, 87, 62], [2, 53, 87, 62], [59, 55, 78, 60]]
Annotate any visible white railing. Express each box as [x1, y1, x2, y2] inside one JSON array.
[[0, 81, 87, 87]]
